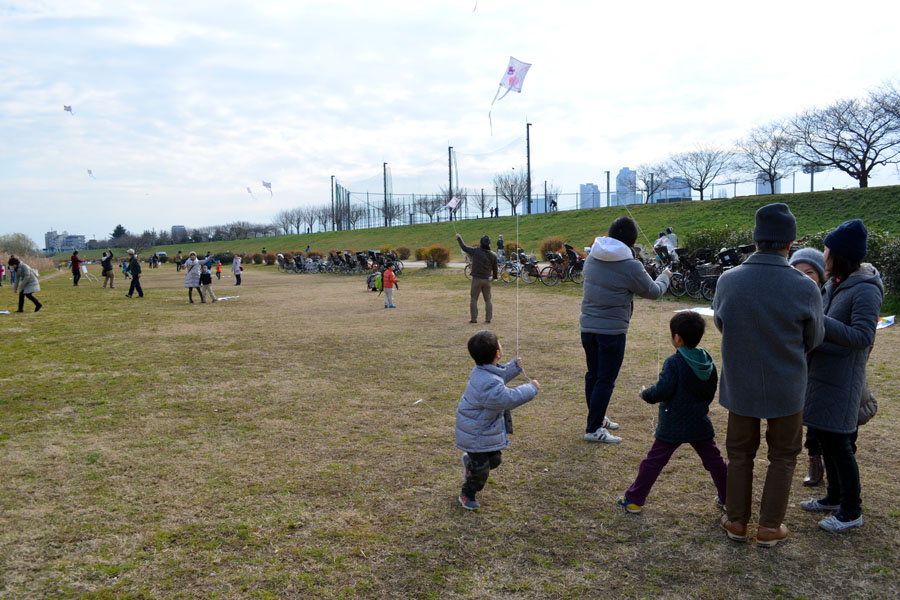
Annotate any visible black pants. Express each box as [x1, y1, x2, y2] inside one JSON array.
[[235, 273, 241, 285], [811, 427, 861, 520], [18, 292, 41, 311], [72, 270, 81, 285], [805, 428, 822, 456], [461, 451, 502, 498], [128, 276, 143, 297]]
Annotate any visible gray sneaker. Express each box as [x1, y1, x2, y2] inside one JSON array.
[[800, 498, 841, 512], [583, 427, 622, 444], [819, 514, 863, 532]]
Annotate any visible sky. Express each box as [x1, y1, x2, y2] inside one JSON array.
[[3, 0, 900, 247]]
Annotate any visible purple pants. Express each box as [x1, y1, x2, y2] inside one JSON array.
[[625, 438, 727, 507]]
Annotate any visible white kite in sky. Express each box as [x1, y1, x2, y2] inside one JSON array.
[[87, 169, 95, 179], [262, 181, 273, 196], [63, 105, 74, 115], [246, 186, 256, 199], [488, 56, 531, 133]]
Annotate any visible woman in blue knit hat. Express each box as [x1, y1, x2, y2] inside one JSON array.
[[800, 219, 883, 532]]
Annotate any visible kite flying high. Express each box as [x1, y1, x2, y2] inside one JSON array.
[[488, 56, 531, 133]]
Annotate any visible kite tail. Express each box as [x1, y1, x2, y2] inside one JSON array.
[[488, 84, 512, 135]]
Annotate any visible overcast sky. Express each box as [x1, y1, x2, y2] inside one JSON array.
[[3, 0, 900, 246]]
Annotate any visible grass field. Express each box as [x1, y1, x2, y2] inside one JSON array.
[[2, 265, 898, 599]]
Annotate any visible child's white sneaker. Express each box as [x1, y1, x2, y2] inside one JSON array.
[[583, 427, 622, 443]]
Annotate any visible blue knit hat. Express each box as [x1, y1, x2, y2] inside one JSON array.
[[824, 219, 867, 261], [789, 247, 826, 283], [753, 203, 797, 243]]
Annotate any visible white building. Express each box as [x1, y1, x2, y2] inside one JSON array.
[[579, 183, 601, 209], [756, 172, 782, 195], [44, 230, 86, 252], [615, 168, 637, 206]]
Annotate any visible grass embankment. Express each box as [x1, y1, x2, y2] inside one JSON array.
[[1, 265, 899, 598]]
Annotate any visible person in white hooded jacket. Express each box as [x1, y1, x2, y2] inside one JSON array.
[[580, 217, 670, 443]]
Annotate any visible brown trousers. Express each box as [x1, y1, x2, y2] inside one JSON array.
[[470, 277, 492, 322], [725, 411, 803, 528], [102, 270, 114, 288]]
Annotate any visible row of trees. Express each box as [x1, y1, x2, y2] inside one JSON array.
[[630, 82, 900, 202]]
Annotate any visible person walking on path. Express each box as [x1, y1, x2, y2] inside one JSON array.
[[199, 265, 218, 303], [8, 256, 43, 312], [232, 253, 243, 286], [801, 219, 883, 533], [183, 251, 202, 303], [124, 249, 143, 298], [70, 250, 85, 286], [712, 203, 824, 547], [456, 233, 498, 324], [101, 249, 115, 289], [580, 216, 670, 444]]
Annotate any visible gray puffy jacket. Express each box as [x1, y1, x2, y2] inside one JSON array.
[[455, 359, 538, 453]]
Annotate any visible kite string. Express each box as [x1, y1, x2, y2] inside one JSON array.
[[515, 208, 530, 381]]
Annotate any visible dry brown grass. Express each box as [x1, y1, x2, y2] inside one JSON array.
[[1, 264, 898, 599]]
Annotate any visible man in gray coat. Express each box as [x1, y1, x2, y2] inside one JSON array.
[[712, 203, 824, 547]]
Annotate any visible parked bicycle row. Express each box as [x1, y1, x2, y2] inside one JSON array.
[[277, 249, 404, 275], [464, 245, 585, 286]]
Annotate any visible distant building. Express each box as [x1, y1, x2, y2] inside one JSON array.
[[171, 225, 187, 239], [756, 172, 781, 195], [579, 183, 601, 209], [44, 230, 85, 252], [614, 168, 637, 206]]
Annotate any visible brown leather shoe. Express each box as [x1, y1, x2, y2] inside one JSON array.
[[720, 514, 747, 542], [756, 524, 789, 547], [803, 455, 824, 487]]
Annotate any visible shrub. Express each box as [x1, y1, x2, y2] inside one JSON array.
[[214, 251, 235, 264], [414, 247, 427, 261], [423, 244, 451, 267], [683, 225, 754, 252], [156, 254, 169, 263], [307, 250, 324, 260], [264, 253, 277, 265], [251, 253, 264, 265], [397, 246, 411, 260], [539, 236, 567, 258], [283, 252, 294, 262], [379, 245, 393, 255]]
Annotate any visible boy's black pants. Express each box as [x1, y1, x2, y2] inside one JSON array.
[[461, 451, 502, 498]]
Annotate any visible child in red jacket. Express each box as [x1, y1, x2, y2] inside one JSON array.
[[382, 262, 398, 308]]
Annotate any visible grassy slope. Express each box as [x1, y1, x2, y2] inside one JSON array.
[[67, 185, 900, 260]]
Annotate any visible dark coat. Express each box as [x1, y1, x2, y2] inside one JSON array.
[[641, 352, 718, 444], [457, 237, 498, 280], [712, 253, 824, 419], [128, 255, 142, 276], [804, 264, 883, 434]]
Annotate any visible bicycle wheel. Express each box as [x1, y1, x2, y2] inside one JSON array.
[[464, 264, 472, 280], [668, 273, 686, 297], [498, 265, 511, 283], [569, 267, 584, 285], [685, 273, 702, 298], [700, 278, 717, 302], [394, 260, 404, 274], [520, 265, 536, 284], [540, 266, 559, 286]]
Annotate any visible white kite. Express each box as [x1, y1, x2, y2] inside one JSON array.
[[488, 56, 531, 133], [445, 196, 460, 212], [87, 169, 95, 179], [262, 181, 273, 196], [63, 105, 74, 115], [246, 186, 256, 200]]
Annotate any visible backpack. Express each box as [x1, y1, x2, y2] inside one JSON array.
[[366, 273, 378, 291], [374, 272, 383, 292]]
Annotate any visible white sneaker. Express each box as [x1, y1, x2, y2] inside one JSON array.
[[819, 514, 863, 532], [800, 498, 840, 512], [602, 416, 619, 430], [584, 427, 622, 444]]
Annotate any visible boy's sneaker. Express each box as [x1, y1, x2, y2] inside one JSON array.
[[801, 498, 841, 512], [389, 304, 397, 308], [458, 494, 480, 511], [461, 453, 471, 480], [616, 495, 642, 514], [819, 514, 863, 532], [602, 416, 619, 430], [584, 428, 622, 443], [714, 496, 726, 511]]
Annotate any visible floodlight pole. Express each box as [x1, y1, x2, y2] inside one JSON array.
[[526, 122, 532, 214], [383, 163, 388, 228], [448, 146, 453, 221], [605, 171, 610, 207], [330, 175, 335, 232]]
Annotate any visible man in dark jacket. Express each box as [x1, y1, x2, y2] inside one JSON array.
[[70, 250, 85, 286], [457, 234, 498, 323], [712, 203, 824, 547], [125, 249, 144, 298]]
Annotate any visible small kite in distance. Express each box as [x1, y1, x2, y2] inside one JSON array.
[[262, 181, 273, 196], [87, 169, 95, 179], [63, 105, 74, 115], [488, 56, 531, 134], [246, 186, 256, 200]]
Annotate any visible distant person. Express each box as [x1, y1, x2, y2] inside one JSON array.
[[8, 256, 42, 312], [456, 233, 498, 324], [382, 262, 398, 308], [580, 217, 671, 444], [616, 312, 726, 515], [489, 207, 494, 218], [713, 203, 824, 547], [305, 245, 311, 253], [0, 263, 5, 286], [497, 234, 504, 256], [183, 251, 202, 303], [666, 226, 678, 248], [124, 249, 143, 298], [232, 253, 243, 286], [199, 265, 217, 303], [456, 330, 539, 510], [175, 250, 183, 272], [70, 250, 85, 286], [215, 260, 222, 280], [101, 249, 115, 289]]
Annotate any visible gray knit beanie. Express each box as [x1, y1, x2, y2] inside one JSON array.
[[753, 203, 797, 243], [789, 247, 826, 283]]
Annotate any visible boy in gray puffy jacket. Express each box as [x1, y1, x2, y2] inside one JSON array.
[[456, 330, 540, 510]]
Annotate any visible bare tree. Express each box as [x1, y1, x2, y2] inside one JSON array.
[[735, 121, 799, 195], [624, 163, 670, 204], [377, 199, 405, 227], [471, 188, 491, 218], [300, 207, 317, 234], [788, 92, 900, 188], [346, 206, 366, 230], [272, 210, 293, 235], [668, 146, 733, 201], [415, 194, 445, 223], [438, 185, 467, 221], [493, 170, 528, 215], [314, 206, 332, 232], [543, 183, 561, 211]]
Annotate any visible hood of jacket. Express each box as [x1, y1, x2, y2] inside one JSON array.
[[835, 263, 884, 295], [677, 347, 715, 382], [589, 236, 634, 262]]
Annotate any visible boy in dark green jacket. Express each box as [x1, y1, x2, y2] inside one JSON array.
[[616, 311, 727, 514]]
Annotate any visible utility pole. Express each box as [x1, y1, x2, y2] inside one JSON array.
[[330, 175, 335, 232], [481, 188, 485, 218], [526, 123, 532, 214], [544, 180, 547, 212], [383, 162, 388, 228], [605, 171, 610, 207], [448, 146, 453, 221], [648, 173, 654, 204]]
